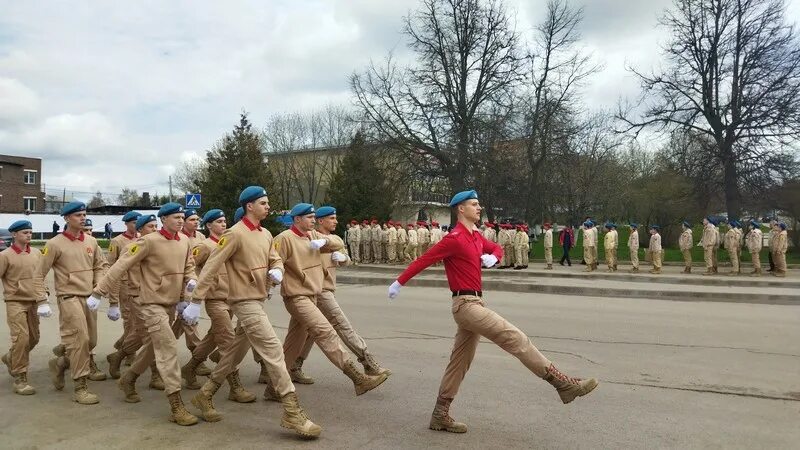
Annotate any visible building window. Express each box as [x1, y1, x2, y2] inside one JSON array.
[[24, 170, 37, 185], [23, 197, 36, 212], [0, 165, 3, 180]]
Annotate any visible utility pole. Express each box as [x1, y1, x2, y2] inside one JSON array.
[[169, 175, 174, 202]]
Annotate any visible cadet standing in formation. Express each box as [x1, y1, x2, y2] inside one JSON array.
[[1, 220, 48, 395], [387, 190, 597, 433], [406, 223, 418, 261], [35, 201, 108, 404], [701, 218, 718, 275], [679, 221, 693, 273], [347, 220, 361, 264], [723, 221, 740, 276], [628, 223, 640, 273], [603, 223, 618, 272], [386, 221, 398, 263], [648, 225, 662, 274], [513, 224, 529, 270], [772, 222, 788, 277], [746, 220, 763, 276], [582, 221, 597, 272], [371, 220, 382, 264], [543, 222, 553, 270], [418, 221, 431, 256], [396, 222, 407, 262], [361, 220, 372, 264]]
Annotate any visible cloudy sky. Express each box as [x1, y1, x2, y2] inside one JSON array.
[[1, 0, 798, 202]]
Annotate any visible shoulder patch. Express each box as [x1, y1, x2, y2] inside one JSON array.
[[273, 240, 280, 250], [128, 244, 139, 255], [42, 247, 49, 256], [109, 244, 116, 253], [217, 237, 227, 248], [192, 247, 200, 257]]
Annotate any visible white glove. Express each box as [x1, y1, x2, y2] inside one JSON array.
[[388, 280, 402, 300], [107, 305, 121, 321], [269, 269, 283, 284], [37, 304, 52, 318], [331, 251, 347, 262], [176, 301, 189, 314], [480, 254, 499, 268], [86, 295, 101, 311], [309, 239, 327, 250], [182, 303, 201, 325], [185, 279, 197, 293]]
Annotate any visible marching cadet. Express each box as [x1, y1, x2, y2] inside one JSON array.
[[107, 210, 141, 366], [172, 209, 208, 377], [35, 201, 109, 404], [186, 187, 321, 438], [582, 221, 597, 272], [418, 221, 431, 255], [1, 220, 49, 395], [181, 209, 255, 404], [288, 206, 390, 384], [723, 221, 740, 276], [396, 222, 408, 262], [269, 203, 388, 401], [542, 223, 554, 270], [746, 220, 764, 276], [105, 214, 165, 391], [628, 223, 640, 273], [406, 223, 419, 261], [387, 190, 597, 434], [701, 217, 717, 275], [93, 203, 198, 425], [603, 223, 618, 272], [361, 220, 373, 264], [679, 221, 693, 273], [371, 220, 383, 264], [772, 222, 788, 277], [648, 225, 663, 274], [386, 221, 397, 263]]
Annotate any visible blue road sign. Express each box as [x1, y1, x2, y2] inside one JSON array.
[[185, 193, 202, 208]]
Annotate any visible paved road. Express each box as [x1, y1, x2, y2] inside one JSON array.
[[1, 284, 798, 449]]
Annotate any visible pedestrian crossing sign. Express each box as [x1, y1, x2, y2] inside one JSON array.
[[185, 193, 201, 208]]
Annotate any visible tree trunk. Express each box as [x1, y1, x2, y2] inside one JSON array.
[[722, 149, 741, 220]]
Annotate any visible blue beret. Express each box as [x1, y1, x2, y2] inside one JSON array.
[[233, 207, 244, 224], [201, 209, 225, 226], [448, 190, 478, 208], [184, 209, 199, 219], [61, 200, 86, 216], [290, 203, 315, 217], [779, 222, 787, 230], [604, 222, 613, 229], [136, 214, 156, 230], [584, 221, 593, 228], [122, 211, 142, 223], [629, 223, 638, 229], [315, 206, 336, 218], [84, 218, 93, 227], [650, 224, 660, 230], [8, 220, 32, 232], [750, 220, 761, 228], [682, 221, 691, 228], [238, 186, 268, 206], [158, 202, 184, 217]]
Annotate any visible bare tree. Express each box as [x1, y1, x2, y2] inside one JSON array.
[[172, 158, 208, 194], [351, 0, 522, 196], [619, 0, 800, 219]]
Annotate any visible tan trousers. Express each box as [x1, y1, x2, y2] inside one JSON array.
[[349, 241, 360, 263], [362, 241, 372, 263], [652, 250, 663, 270], [712, 247, 719, 270], [605, 248, 617, 269], [503, 245, 515, 266], [773, 251, 787, 273], [727, 249, 739, 273], [5, 301, 40, 375], [118, 297, 145, 356], [584, 246, 596, 266], [522, 245, 529, 265], [387, 242, 397, 263], [171, 315, 201, 351], [544, 247, 553, 265], [210, 300, 294, 397], [514, 245, 525, 267], [397, 243, 407, 262], [283, 295, 350, 372], [372, 241, 382, 263], [299, 290, 368, 361], [57, 296, 94, 380], [751, 251, 761, 270], [130, 304, 182, 395], [438, 296, 551, 399], [192, 299, 234, 362], [405, 243, 418, 261], [703, 246, 714, 270], [113, 283, 132, 351], [630, 248, 639, 269], [681, 249, 692, 269]]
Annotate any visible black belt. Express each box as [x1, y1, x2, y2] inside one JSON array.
[[452, 290, 482, 297]]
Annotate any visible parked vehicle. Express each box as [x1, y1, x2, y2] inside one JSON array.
[[0, 228, 12, 251]]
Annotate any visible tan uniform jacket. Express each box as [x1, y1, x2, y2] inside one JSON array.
[[679, 230, 693, 251], [768, 230, 777, 251], [543, 229, 553, 248], [107, 232, 138, 303], [94, 230, 196, 306], [381, 228, 389, 244], [431, 228, 443, 245], [347, 226, 360, 244], [724, 229, 738, 251], [274, 228, 343, 298], [0, 246, 44, 302], [649, 233, 662, 252], [604, 230, 618, 249], [628, 230, 640, 250], [387, 227, 397, 245], [418, 227, 430, 246], [583, 228, 596, 247], [371, 225, 381, 242], [362, 227, 372, 243], [192, 236, 229, 300], [774, 230, 788, 253], [35, 232, 107, 301], [407, 229, 418, 246], [192, 220, 283, 303], [746, 229, 763, 253], [320, 233, 349, 292], [701, 224, 717, 247], [396, 228, 407, 244]]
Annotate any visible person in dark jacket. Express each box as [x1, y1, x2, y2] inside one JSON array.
[[559, 226, 574, 266]]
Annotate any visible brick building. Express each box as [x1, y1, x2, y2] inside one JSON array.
[[0, 154, 45, 213]]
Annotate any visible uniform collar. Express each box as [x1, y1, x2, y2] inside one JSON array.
[[181, 229, 196, 238], [122, 231, 137, 240], [209, 235, 220, 243], [290, 225, 309, 238], [62, 230, 85, 242], [11, 243, 31, 254], [159, 228, 181, 241], [241, 217, 262, 231]]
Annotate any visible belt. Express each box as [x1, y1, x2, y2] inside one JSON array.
[[451, 290, 482, 298]]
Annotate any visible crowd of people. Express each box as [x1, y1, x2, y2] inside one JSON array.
[[0, 187, 598, 439]]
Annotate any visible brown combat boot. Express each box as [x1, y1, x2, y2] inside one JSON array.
[[280, 392, 322, 439], [226, 370, 256, 403], [191, 379, 223, 422], [343, 360, 388, 396], [106, 351, 126, 379], [73, 376, 99, 405], [168, 392, 199, 426], [195, 361, 212, 377], [124, 354, 134, 366], [2, 352, 11, 375], [49, 356, 68, 391], [257, 360, 269, 384], [13, 373, 36, 395], [181, 357, 203, 390], [150, 363, 165, 390], [88, 355, 107, 381], [543, 363, 598, 404], [118, 370, 141, 403], [751, 268, 762, 277], [429, 396, 467, 433], [263, 378, 280, 402], [360, 353, 392, 377], [209, 349, 220, 364], [290, 357, 315, 385]]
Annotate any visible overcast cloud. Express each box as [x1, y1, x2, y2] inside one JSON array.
[[1, 0, 798, 201]]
